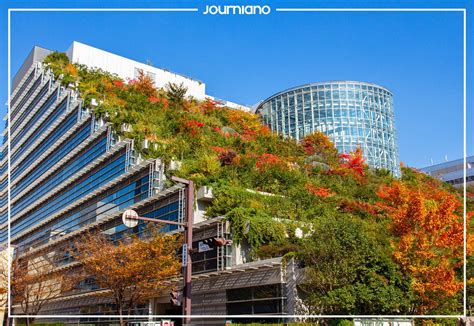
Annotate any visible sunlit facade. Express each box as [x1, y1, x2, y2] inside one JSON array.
[[0, 43, 292, 322], [421, 156, 474, 187], [256, 81, 401, 176]]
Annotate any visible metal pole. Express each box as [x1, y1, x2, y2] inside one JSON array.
[[184, 181, 194, 325], [123, 177, 194, 324], [171, 177, 194, 325]]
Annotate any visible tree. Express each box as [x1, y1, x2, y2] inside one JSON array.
[[73, 228, 181, 325], [299, 216, 413, 315], [339, 146, 366, 176], [0, 248, 9, 323], [166, 82, 187, 105], [377, 176, 465, 313], [301, 132, 339, 166], [10, 252, 77, 326], [467, 255, 474, 315]]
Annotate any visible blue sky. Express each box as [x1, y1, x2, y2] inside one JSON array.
[[1, 0, 472, 168]]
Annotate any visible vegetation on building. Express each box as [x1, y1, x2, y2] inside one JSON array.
[[42, 52, 473, 315]]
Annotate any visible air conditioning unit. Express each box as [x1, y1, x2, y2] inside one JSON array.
[[197, 186, 213, 202], [90, 98, 98, 107]]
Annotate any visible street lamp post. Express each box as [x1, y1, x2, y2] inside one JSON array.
[[171, 176, 194, 326], [122, 176, 194, 325]]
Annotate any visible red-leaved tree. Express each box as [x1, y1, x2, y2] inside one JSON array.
[[377, 179, 466, 313]]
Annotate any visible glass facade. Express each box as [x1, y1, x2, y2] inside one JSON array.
[[2, 56, 247, 318], [0, 61, 178, 314], [257, 81, 401, 176], [421, 155, 474, 187]]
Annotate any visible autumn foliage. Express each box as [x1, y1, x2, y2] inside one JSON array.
[[377, 176, 466, 313], [10, 254, 78, 325], [305, 183, 334, 198], [301, 132, 339, 166], [181, 119, 206, 136], [255, 153, 284, 170], [43, 52, 469, 315], [73, 228, 181, 324], [339, 146, 366, 176]]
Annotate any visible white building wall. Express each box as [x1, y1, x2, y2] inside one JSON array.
[[66, 41, 207, 100], [206, 95, 253, 112]]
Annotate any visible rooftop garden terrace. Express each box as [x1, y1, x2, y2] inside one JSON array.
[[42, 52, 473, 316]]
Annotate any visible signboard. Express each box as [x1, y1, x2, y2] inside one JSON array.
[[122, 209, 139, 228], [127, 322, 174, 326], [198, 241, 212, 252], [182, 244, 188, 267]]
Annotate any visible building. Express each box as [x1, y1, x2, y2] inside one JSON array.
[[0, 42, 299, 324], [420, 155, 474, 187], [256, 81, 401, 176]]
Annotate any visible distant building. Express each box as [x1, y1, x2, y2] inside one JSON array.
[[256, 81, 401, 176], [420, 156, 474, 187]]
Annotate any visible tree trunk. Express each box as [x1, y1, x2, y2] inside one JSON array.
[[119, 302, 125, 326]]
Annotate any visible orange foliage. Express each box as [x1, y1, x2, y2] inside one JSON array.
[[11, 253, 78, 318], [129, 70, 157, 98], [210, 146, 228, 154], [305, 183, 334, 198], [202, 98, 221, 112], [301, 132, 337, 157], [377, 180, 465, 313], [340, 199, 380, 215], [180, 119, 206, 136], [328, 147, 367, 182], [147, 96, 169, 108], [113, 80, 124, 88], [65, 63, 78, 76], [255, 153, 284, 170], [240, 125, 257, 141], [74, 229, 181, 324], [226, 109, 262, 133], [259, 125, 271, 135], [339, 146, 366, 176]]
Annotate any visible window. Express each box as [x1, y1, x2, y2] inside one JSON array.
[[226, 284, 284, 315], [146, 71, 156, 84], [134, 67, 142, 79]]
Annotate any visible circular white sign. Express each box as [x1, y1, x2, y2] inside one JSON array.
[[122, 209, 139, 228]]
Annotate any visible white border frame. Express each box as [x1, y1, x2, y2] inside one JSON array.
[[6, 5, 468, 321]]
